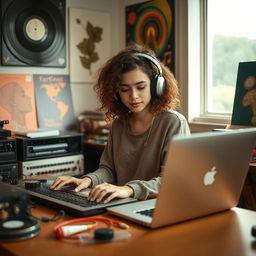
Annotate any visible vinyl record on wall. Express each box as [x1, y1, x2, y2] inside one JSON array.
[[0, 0, 66, 67]]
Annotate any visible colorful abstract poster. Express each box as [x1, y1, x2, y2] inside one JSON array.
[[0, 74, 37, 132], [126, 0, 175, 72], [34, 75, 75, 130], [231, 61, 256, 126]]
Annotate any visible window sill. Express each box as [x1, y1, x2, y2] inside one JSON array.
[[188, 116, 230, 133]]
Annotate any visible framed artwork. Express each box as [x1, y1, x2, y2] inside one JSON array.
[[0, 74, 37, 132], [231, 61, 256, 126], [126, 0, 175, 73], [69, 8, 111, 83], [34, 74, 75, 130]]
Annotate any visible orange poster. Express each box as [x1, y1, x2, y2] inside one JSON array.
[[0, 74, 37, 131]]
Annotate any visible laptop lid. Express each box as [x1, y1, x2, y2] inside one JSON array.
[[108, 128, 256, 228]]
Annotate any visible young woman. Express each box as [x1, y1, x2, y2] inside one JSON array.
[[51, 44, 190, 203]]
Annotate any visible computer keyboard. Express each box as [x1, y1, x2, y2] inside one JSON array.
[[25, 183, 137, 216], [27, 184, 101, 207]]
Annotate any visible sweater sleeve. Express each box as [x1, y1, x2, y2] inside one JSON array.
[[125, 177, 161, 200], [125, 112, 190, 200]]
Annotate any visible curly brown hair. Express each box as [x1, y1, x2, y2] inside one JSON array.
[[94, 43, 180, 121]]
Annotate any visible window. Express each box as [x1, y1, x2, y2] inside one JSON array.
[[186, 0, 256, 125]]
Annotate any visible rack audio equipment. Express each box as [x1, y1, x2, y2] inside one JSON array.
[[0, 182, 40, 241], [0, 162, 18, 184], [0, 120, 11, 138], [0, 138, 17, 163], [20, 154, 84, 178], [14, 132, 83, 161]]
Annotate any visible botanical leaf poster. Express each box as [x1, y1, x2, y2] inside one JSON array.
[[69, 8, 111, 83], [0, 74, 37, 132], [231, 61, 256, 126], [34, 74, 75, 130], [126, 0, 175, 72]]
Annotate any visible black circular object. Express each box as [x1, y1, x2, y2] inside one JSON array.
[[94, 228, 114, 241], [2, 0, 65, 65], [0, 218, 40, 241]]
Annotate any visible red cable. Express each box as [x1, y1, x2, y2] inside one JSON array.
[[54, 217, 129, 239]]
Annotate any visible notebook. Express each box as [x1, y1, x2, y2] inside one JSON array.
[[24, 182, 136, 217], [107, 128, 256, 228]]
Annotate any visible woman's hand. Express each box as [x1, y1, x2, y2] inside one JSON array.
[[88, 183, 134, 203], [50, 176, 92, 192]]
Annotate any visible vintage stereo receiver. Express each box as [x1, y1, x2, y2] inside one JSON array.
[[20, 154, 84, 178], [0, 162, 18, 184], [0, 138, 17, 163], [15, 132, 84, 161]]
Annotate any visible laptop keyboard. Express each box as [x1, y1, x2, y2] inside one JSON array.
[[136, 208, 154, 217], [26, 184, 104, 207]]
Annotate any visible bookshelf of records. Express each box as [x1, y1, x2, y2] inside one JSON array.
[[78, 110, 109, 146]]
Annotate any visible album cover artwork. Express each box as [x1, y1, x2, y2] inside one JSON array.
[[126, 0, 175, 72], [231, 61, 256, 126], [34, 74, 75, 130], [0, 74, 37, 132]]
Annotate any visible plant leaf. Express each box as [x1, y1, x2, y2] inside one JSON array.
[[86, 21, 103, 42], [79, 56, 91, 69], [76, 38, 95, 56], [90, 52, 99, 63]]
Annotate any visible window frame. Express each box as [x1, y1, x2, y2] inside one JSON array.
[[176, 0, 231, 131]]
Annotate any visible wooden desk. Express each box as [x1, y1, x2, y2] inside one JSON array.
[[1, 205, 256, 256]]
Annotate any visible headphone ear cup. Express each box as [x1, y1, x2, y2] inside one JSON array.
[[151, 73, 165, 99], [156, 76, 166, 97], [114, 92, 121, 101], [150, 74, 158, 99]]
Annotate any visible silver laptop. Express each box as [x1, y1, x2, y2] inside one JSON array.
[[107, 128, 256, 228]]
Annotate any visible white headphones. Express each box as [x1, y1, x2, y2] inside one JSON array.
[[133, 52, 166, 99], [114, 51, 166, 101]]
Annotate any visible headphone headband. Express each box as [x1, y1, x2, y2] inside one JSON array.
[[133, 52, 163, 76], [114, 51, 166, 101]]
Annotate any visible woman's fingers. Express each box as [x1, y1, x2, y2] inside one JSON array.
[[74, 177, 92, 192], [50, 176, 78, 190], [88, 183, 132, 203], [88, 183, 108, 201]]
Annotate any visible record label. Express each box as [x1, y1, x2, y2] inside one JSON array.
[[25, 18, 47, 41], [2, 220, 24, 229]]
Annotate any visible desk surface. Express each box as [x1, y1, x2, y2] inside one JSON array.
[[0, 205, 256, 256]]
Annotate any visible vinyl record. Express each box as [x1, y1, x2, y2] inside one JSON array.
[[1, 0, 66, 67], [0, 218, 40, 241]]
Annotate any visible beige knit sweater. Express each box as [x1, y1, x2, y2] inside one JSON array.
[[84, 110, 190, 200]]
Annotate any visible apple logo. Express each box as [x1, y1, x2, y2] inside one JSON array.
[[203, 166, 217, 186]]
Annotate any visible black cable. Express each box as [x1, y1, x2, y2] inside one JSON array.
[[29, 209, 65, 222]]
